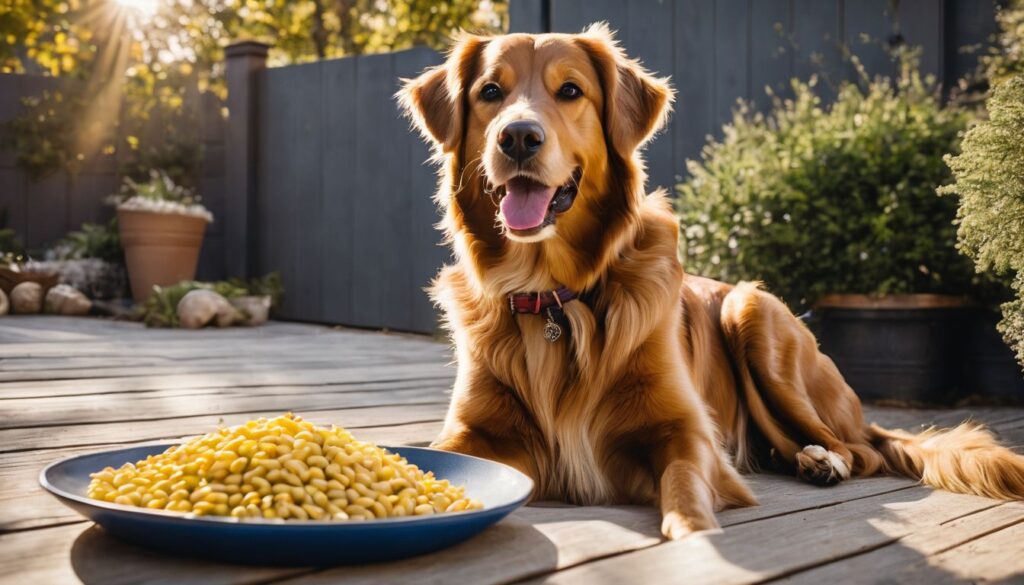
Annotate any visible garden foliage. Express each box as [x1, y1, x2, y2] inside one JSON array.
[[677, 60, 974, 311], [940, 76, 1024, 368]]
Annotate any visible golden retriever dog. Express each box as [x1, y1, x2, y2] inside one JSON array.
[[398, 24, 1024, 539]]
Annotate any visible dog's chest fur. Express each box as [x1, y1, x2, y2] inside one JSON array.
[[510, 315, 617, 504]]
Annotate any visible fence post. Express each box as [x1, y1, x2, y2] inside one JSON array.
[[224, 41, 269, 279]]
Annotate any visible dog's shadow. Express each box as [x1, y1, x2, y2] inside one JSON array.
[[69, 479, 1010, 583]]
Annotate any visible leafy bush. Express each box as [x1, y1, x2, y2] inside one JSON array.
[[984, 0, 1024, 88], [55, 218, 123, 265], [940, 76, 1024, 367], [677, 60, 975, 311]]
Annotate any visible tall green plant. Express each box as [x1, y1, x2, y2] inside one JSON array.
[[677, 60, 974, 311], [940, 76, 1024, 367]]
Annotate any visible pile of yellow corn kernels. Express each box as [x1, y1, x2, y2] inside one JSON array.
[[87, 413, 483, 521]]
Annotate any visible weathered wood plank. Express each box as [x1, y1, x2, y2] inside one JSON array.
[[749, 0, 793, 111], [0, 398, 448, 454], [320, 56, 358, 326], [0, 382, 450, 429], [713, 0, 749, 131], [919, 516, 1024, 583], [625, 0, 675, 191], [0, 522, 309, 585], [844, 0, 896, 81], [349, 52, 393, 328], [397, 47, 447, 335], [899, 0, 944, 80], [673, 0, 717, 166], [793, 0, 843, 102], [509, 0, 547, 34], [777, 502, 1024, 584], [527, 487, 1000, 584], [0, 361, 454, 399]]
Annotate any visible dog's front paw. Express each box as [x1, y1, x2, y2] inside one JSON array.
[[661, 511, 695, 540], [660, 511, 720, 540], [795, 445, 851, 486]]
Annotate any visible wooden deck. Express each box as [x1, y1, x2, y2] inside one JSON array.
[[1, 316, 1023, 584]]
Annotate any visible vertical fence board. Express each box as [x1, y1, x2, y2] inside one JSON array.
[[289, 63, 325, 321], [510, 0, 548, 33], [320, 57, 358, 325], [378, 53, 414, 331], [350, 53, 396, 328], [0, 170, 27, 243], [750, 0, 793, 110], [714, 0, 750, 131], [900, 0, 944, 80], [626, 0, 676, 190], [793, 0, 843, 101], [943, 0, 997, 90], [397, 48, 448, 334], [844, 0, 896, 81], [673, 0, 716, 167], [256, 68, 301, 317], [24, 174, 66, 247]]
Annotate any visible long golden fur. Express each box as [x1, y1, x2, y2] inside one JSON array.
[[398, 24, 1024, 539]]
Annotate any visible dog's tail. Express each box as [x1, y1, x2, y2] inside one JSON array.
[[868, 422, 1024, 500]]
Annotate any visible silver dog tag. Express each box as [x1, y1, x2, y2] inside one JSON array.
[[543, 308, 563, 342]]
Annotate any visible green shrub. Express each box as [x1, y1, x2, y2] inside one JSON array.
[[984, 0, 1024, 88], [56, 218, 123, 264], [677, 61, 975, 311], [940, 76, 1024, 367]]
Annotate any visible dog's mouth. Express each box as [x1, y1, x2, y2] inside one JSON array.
[[497, 167, 582, 236]]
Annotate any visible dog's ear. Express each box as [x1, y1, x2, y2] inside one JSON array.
[[577, 23, 674, 157], [398, 34, 487, 153]]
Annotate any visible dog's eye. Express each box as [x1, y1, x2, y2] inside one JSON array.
[[480, 83, 503, 102], [558, 82, 583, 100]]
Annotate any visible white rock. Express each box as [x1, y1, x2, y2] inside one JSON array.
[[44, 284, 92, 316], [177, 289, 242, 329], [229, 295, 271, 326], [0, 288, 8, 315], [10, 282, 43, 314]]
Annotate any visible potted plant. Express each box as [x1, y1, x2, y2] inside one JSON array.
[[676, 55, 1004, 404], [113, 170, 213, 304], [940, 75, 1024, 401]]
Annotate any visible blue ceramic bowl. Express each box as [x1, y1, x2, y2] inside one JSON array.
[[40, 444, 533, 566]]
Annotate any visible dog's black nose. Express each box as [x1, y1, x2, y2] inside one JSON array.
[[498, 121, 545, 163]]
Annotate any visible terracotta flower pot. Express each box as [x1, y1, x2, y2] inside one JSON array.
[[118, 208, 208, 304]]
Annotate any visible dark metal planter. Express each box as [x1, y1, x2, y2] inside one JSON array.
[[810, 295, 1023, 405]]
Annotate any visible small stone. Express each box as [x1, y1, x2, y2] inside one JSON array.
[[0, 288, 8, 316], [229, 295, 271, 326], [10, 282, 43, 314], [44, 284, 92, 316], [177, 289, 243, 329]]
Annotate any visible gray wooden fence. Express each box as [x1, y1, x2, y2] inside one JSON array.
[[244, 47, 446, 333], [234, 0, 999, 333], [512, 0, 1001, 190]]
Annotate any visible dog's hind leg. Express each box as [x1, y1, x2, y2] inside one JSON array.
[[719, 282, 885, 487]]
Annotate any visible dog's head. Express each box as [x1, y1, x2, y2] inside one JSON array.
[[400, 24, 672, 263]]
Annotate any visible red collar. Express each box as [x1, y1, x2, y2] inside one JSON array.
[[508, 286, 577, 314]]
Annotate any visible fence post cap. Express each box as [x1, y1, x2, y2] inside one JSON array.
[[225, 41, 271, 59]]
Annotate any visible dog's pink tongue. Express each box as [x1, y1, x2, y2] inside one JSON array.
[[500, 177, 557, 231]]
